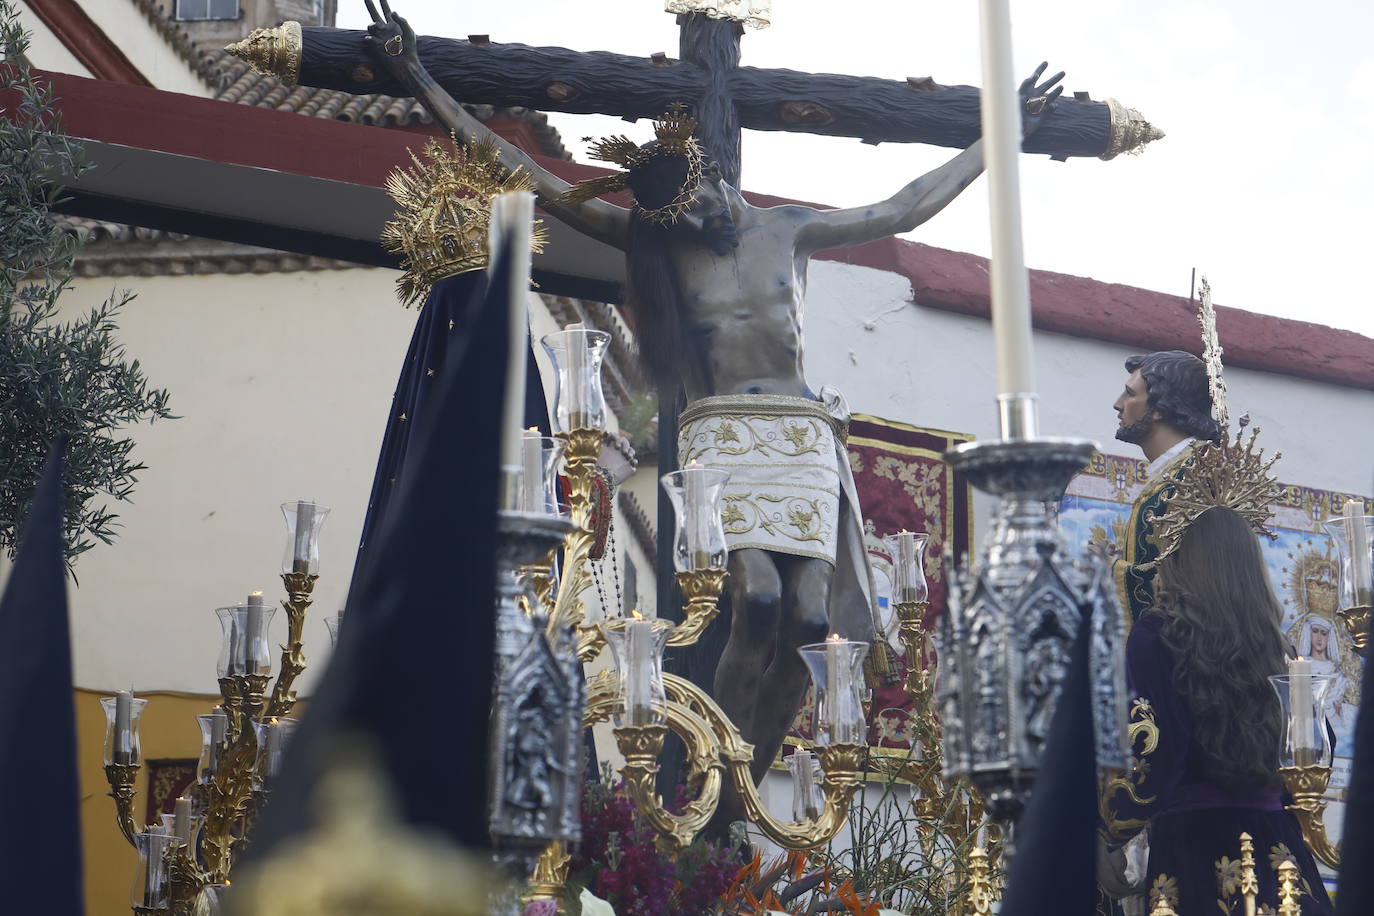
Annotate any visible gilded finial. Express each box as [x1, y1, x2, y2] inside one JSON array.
[[1238, 832, 1259, 912], [1100, 98, 1165, 159], [226, 21, 303, 87], [1276, 859, 1302, 916], [381, 134, 547, 307]]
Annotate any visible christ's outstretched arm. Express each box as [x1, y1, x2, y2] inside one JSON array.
[[363, 1, 630, 250], [794, 63, 1063, 256]]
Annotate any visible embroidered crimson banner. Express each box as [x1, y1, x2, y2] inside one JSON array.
[[787, 414, 974, 751]]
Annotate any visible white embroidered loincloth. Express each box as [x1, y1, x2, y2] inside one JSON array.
[[680, 395, 842, 564]]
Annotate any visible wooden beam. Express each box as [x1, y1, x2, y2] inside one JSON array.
[[298, 28, 1113, 159]]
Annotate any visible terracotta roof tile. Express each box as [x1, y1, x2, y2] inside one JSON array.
[[205, 52, 570, 160]]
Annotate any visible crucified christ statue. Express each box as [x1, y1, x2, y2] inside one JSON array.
[[363, 0, 1063, 834]]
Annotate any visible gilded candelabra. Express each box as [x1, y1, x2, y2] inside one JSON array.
[[1269, 665, 1343, 870], [1323, 502, 1372, 659], [507, 332, 872, 910], [1279, 764, 1341, 870], [101, 500, 327, 915], [884, 531, 1004, 913]]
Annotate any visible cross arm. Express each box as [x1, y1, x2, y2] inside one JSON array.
[[288, 27, 1158, 161]]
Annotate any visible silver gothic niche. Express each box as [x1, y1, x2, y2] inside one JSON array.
[[937, 438, 1129, 833]]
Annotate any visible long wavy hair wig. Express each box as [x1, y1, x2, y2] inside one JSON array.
[[1153, 506, 1288, 790]]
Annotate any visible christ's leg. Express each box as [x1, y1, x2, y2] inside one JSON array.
[[703, 546, 781, 838], [748, 554, 832, 785], [712, 547, 782, 742]]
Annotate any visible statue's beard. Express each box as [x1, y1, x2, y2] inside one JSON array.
[[1114, 413, 1154, 445], [701, 206, 739, 255]]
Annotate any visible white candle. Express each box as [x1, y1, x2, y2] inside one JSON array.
[[245, 592, 266, 675], [173, 796, 192, 845], [1289, 657, 1315, 765], [977, 0, 1038, 423], [685, 462, 710, 568], [492, 191, 535, 469], [625, 615, 653, 725], [521, 428, 544, 513], [208, 706, 226, 776], [825, 634, 843, 743], [1343, 499, 1372, 605], [113, 690, 133, 765], [566, 322, 588, 426], [795, 749, 819, 820], [292, 500, 315, 574]]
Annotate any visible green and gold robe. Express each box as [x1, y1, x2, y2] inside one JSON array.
[[1112, 441, 1197, 623]]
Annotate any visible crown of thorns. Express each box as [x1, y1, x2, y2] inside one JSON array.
[[559, 104, 704, 224]]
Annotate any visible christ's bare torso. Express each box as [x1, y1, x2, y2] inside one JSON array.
[[671, 203, 814, 400]]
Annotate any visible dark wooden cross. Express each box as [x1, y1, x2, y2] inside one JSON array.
[[292, 13, 1138, 189], [274, 7, 1146, 676]]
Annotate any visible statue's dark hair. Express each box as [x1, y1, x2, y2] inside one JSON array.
[[625, 148, 691, 211], [1153, 507, 1288, 791], [623, 151, 722, 394], [626, 214, 696, 393], [1124, 350, 1222, 441]]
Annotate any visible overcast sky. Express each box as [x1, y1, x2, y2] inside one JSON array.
[[338, 1, 1374, 339]]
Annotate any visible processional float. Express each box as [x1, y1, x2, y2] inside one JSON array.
[[117, 1, 1167, 914]]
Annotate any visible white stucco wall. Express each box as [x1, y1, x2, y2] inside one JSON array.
[[19, 0, 212, 97], [54, 257, 1373, 699], [20, 9, 94, 77], [799, 260, 1374, 519], [61, 268, 413, 694]]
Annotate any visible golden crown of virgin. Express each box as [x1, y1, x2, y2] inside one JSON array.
[[381, 134, 547, 307]]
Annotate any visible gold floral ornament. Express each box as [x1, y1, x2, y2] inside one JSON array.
[[559, 104, 705, 225], [381, 134, 547, 307]]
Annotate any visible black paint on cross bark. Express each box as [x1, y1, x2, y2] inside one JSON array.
[[296, 27, 1113, 158]]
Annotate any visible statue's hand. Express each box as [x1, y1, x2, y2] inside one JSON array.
[[363, 0, 421, 71], [1019, 61, 1065, 137]]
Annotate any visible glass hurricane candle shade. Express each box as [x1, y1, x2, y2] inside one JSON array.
[[661, 466, 731, 572], [604, 618, 673, 726], [520, 434, 565, 514], [1322, 514, 1374, 609], [251, 716, 299, 791], [1269, 673, 1338, 767], [884, 531, 931, 604], [133, 831, 180, 909], [199, 884, 228, 915], [785, 749, 825, 821], [281, 500, 330, 575], [196, 709, 230, 785], [799, 639, 870, 746], [215, 604, 278, 677], [100, 693, 148, 766], [541, 328, 611, 432], [324, 612, 344, 648]]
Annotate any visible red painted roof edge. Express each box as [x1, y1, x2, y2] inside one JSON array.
[[23, 70, 1373, 392], [24, 0, 150, 86], [820, 237, 1374, 392]]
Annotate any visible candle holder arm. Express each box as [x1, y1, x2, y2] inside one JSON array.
[[551, 429, 605, 637], [666, 568, 728, 648], [664, 673, 864, 850], [266, 572, 317, 718], [1280, 764, 1341, 869], [104, 763, 144, 848]]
